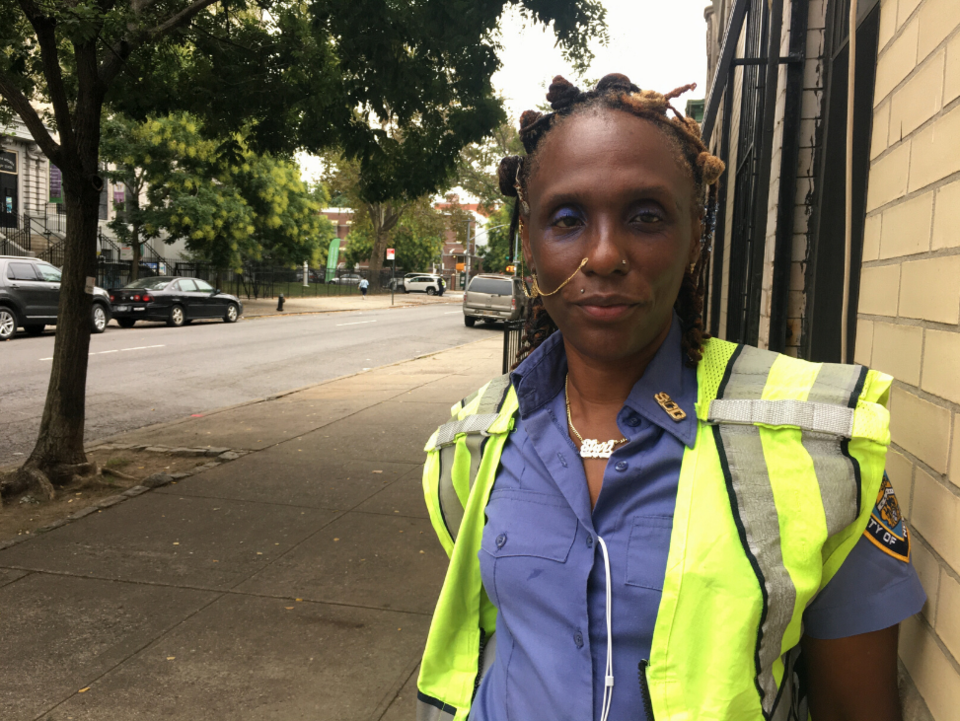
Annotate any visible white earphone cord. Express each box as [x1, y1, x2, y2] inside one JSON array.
[[597, 536, 614, 721]]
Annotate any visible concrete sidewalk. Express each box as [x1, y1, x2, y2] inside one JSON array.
[[241, 292, 462, 318], [0, 336, 501, 721]]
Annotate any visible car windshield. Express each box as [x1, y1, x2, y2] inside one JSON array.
[[468, 277, 512, 295], [124, 278, 172, 290]]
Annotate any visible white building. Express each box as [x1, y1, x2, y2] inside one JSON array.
[[1, 115, 186, 268]]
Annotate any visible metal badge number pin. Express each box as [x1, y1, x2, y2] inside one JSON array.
[[654, 392, 687, 422]]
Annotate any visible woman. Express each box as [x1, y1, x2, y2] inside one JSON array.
[[418, 75, 924, 721]]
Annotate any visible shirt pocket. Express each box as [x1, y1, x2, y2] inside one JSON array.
[[481, 489, 578, 563], [624, 516, 675, 591]]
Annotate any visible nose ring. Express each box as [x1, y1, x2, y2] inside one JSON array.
[[621, 260, 627, 266]]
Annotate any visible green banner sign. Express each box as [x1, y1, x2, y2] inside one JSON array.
[[326, 237, 341, 279]]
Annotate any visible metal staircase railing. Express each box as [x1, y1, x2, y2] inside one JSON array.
[[0, 213, 32, 254]]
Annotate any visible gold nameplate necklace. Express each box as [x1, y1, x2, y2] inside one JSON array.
[[565, 375, 629, 459]]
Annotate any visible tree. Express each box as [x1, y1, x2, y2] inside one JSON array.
[[324, 153, 407, 289], [0, 0, 605, 497], [342, 196, 446, 273], [456, 120, 523, 214], [103, 114, 332, 275], [477, 203, 515, 275]]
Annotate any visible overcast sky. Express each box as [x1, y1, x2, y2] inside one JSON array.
[[493, 1, 709, 122], [300, 1, 709, 193]]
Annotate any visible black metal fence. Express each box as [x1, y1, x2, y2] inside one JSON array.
[[502, 318, 528, 374], [172, 264, 438, 300], [0, 213, 68, 258]]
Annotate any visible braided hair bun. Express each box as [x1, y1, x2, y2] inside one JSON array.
[[498, 155, 522, 198], [546, 76, 582, 110], [595, 73, 639, 94], [698, 152, 726, 186]]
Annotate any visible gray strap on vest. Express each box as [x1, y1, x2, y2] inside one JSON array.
[[431, 375, 512, 450], [803, 362, 866, 535], [717, 347, 797, 717], [715, 347, 866, 715], [433, 375, 514, 543], [416, 693, 456, 721], [707, 398, 854, 437], [434, 413, 501, 448]]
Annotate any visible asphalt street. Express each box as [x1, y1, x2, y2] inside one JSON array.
[[0, 303, 500, 466]]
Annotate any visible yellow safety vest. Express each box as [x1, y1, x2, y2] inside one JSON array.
[[417, 338, 892, 721]]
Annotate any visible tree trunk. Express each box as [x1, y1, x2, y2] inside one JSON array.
[[7, 172, 101, 497], [131, 233, 141, 281], [130, 180, 141, 281], [368, 226, 388, 291], [365, 202, 404, 291]]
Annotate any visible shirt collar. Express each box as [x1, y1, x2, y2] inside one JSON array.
[[510, 314, 698, 448]]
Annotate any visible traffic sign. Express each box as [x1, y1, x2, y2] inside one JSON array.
[[386, 248, 395, 260]]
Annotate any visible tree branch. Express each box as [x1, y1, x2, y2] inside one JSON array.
[[0, 69, 62, 165], [19, 9, 77, 157], [100, 0, 221, 85]]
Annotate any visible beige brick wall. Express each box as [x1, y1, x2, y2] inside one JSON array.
[[861, 1, 960, 717]]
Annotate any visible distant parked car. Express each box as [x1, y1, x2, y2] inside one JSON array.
[[109, 276, 243, 328], [403, 274, 443, 295], [295, 269, 322, 283], [328, 273, 362, 285], [0, 255, 112, 340], [462, 274, 526, 327]]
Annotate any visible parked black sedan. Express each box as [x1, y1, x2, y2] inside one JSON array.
[[109, 277, 243, 328]]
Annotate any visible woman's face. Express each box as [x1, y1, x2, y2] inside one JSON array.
[[522, 109, 701, 363]]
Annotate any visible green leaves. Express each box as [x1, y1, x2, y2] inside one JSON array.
[[102, 113, 335, 272]]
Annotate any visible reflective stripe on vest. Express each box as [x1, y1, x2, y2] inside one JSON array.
[[419, 339, 892, 721], [708, 344, 870, 718], [431, 375, 512, 545]]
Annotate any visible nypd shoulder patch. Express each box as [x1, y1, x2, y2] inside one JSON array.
[[864, 473, 910, 562]]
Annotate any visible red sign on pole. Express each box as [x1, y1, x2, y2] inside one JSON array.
[[386, 248, 395, 260]]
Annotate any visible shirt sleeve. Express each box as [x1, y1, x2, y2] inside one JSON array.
[[803, 476, 927, 640]]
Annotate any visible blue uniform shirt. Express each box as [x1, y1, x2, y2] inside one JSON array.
[[472, 317, 925, 721]]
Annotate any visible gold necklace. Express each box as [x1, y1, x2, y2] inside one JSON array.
[[565, 375, 629, 459]]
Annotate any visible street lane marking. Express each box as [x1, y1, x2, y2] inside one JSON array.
[[40, 344, 165, 361], [444, 311, 461, 314], [336, 320, 377, 327]]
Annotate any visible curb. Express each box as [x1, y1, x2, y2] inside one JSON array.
[[83, 336, 493, 448], [240, 298, 461, 320], [0, 336, 495, 552], [0, 444, 250, 551]]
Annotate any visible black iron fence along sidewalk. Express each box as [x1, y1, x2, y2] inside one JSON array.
[[93, 261, 451, 299]]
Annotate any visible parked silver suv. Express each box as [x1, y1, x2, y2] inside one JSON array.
[[463, 274, 526, 327]]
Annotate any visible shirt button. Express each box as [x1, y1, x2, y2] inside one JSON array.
[[626, 415, 642, 427], [615, 461, 629, 472], [585, 535, 593, 549], [574, 631, 584, 648], [496, 534, 507, 549]]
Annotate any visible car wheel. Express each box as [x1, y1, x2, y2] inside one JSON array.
[[224, 303, 239, 323], [167, 304, 186, 327], [117, 318, 136, 329], [24, 324, 45, 336], [464, 316, 476, 327], [91, 304, 108, 334], [426, 287, 436, 296], [0, 307, 17, 340]]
